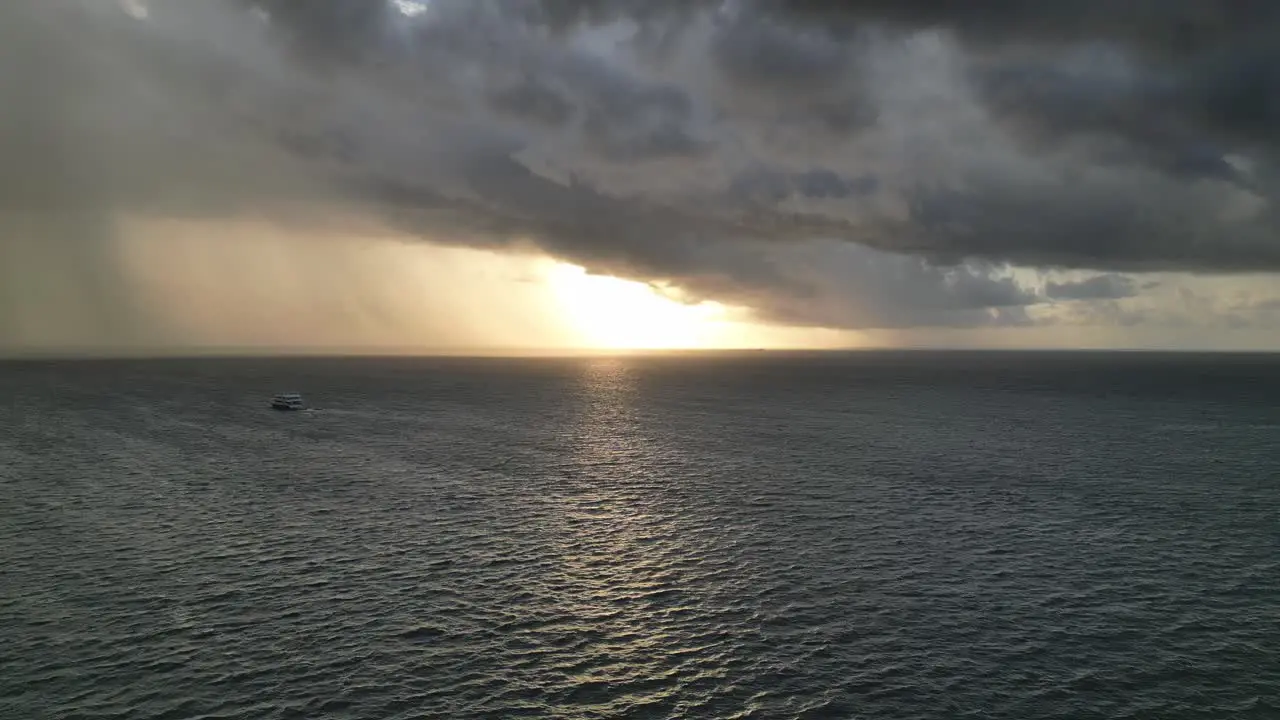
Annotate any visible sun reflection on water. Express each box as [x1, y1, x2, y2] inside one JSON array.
[[523, 357, 724, 713]]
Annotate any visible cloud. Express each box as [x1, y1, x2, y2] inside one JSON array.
[[3, 0, 1280, 347], [749, 242, 1039, 330], [1045, 274, 1140, 301], [489, 81, 575, 127], [253, 0, 1280, 271], [730, 167, 878, 202]]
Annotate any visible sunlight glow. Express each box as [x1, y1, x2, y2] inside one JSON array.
[[544, 263, 732, 350], [91, 216, 865, 355]]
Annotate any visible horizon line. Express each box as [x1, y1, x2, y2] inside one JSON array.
[[3, 346, 1279, 361]]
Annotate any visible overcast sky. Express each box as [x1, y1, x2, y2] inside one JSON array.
[[3, 0, 1279, 353]]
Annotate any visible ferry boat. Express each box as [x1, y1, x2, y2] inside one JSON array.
[[270, 393, 305, 411]]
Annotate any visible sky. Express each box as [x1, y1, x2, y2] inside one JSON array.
[[2, 0, 1280, 354]]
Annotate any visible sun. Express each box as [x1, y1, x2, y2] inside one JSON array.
[[543, 262, 731, 350]]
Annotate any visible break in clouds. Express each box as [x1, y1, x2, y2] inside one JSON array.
[[3, 0, 1280, 346]]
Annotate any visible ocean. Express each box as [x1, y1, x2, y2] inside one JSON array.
[[1, 351, 1277, 719]]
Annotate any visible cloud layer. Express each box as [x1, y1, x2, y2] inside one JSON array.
[[3, 0, 1279, 341]]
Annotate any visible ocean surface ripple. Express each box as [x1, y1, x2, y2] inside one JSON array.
[[1, 352, 1277, 719]]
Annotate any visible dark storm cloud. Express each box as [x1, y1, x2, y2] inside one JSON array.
[[464, 16, 716, 161], [757, 1, 1280, 156], [505, 0, 703, 35], [489, 82, 575, 127], [794, 169, 878, 199], [710, 11, 850, 92], [244, 0, 1280, 273], [901, 178, 1278, 272], [573, 76, 711, 161], [755, 0, 1280, 53], [730, 168, 878, 202], [239, 0, 391, 62], [705, 9, 877, 142], [728, 0, 1280, 275]]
